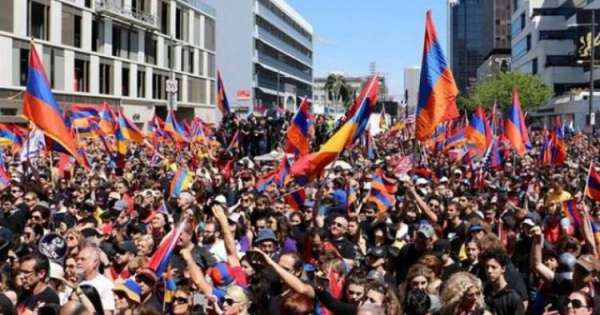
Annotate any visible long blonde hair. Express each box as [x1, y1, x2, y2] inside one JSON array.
[[440, 272, 485, 315]]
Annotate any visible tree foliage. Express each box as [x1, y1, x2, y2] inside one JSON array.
[[459, 71, 553, 112], [324, 74, 353, 109]]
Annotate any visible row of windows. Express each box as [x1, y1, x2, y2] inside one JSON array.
[[511, 13, 526, 39], [11, 1, 215, 56], [256, 16, 312, 58], [257, 0, 312, 42], [13, 41, 212, 104]]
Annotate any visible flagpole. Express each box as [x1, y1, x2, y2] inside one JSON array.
[[584, 162, 593, 199]]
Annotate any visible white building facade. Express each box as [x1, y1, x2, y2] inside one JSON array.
[[208, 0, 313, 113], [403, 66, 420, 113], [0, 0, 217, 123]]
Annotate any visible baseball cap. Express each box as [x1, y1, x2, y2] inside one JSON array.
[[417, 224, 435, 239], [49, 261, 65, 281], [113, 200, 128, 211], [468, 224, 483, 233], [255, 229, 277, 244]]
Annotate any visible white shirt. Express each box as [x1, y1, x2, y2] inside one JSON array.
[[81, 273, 115, 311]]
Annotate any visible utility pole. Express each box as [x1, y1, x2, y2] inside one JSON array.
[[590, 10, 596, 130]]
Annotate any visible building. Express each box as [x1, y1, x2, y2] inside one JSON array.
[[313, 74, 388, 117], [208, 0, 313, 113], [449, 0, 485, 93], [0, 0, 218, 123], [403, 66, 420, 112], [511, 0, 600, 129], [450, 0, 513, 91], [511, 0, 587, 96], [476, 0, 513, 80]]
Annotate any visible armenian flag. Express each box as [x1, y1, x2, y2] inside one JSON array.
[[147, 222, 186, 277], [367, 168, 396, 214], [550, 116, 567, 164], [284, 188, 306, 211], [99, 103, 116, 135], [117, 111, 144, 144], [217, 71, 231, 115], [415, 10, 459, 141], [285, 97, 311, 156], [466, 106, 491, 153], [561, 200, 582, 232], [290, 76, 379, 181], [22, 43, 83, 165], [586, 165, 600, 202], [190, 118, 207, 144], [0, 123, 22, 152], [169, 168, 194, 198], [256, 168, 278, 192], [164, 111, 190, 143], [0, 150, 10, 191], [504, 88, 530, 157], [443, 127, 466, 151]]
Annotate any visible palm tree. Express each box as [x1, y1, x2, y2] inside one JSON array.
[[324, 74, 352, 113]]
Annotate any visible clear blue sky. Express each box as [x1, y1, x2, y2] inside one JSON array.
[[287, 0, 448, 99]]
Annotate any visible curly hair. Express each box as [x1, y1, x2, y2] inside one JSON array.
[[439, 272, 485, 315]]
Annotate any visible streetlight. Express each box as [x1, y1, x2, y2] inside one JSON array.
[[166, 35, 185, 112]]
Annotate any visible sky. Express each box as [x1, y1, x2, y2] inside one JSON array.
[[286, 0, 449, 99]]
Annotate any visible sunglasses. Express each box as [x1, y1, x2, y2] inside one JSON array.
[[31, 215, 42, 220], [224, 298, 238, 305], [333, 222, 347, 228], [25, 198, 36, 202], [566, 299, 586, 309], [173, 296, 188, 304]]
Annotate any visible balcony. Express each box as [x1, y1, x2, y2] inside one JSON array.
[[257, 52, 312, 83], [256, 27, 312, 66], [96, 0, 158, 30]]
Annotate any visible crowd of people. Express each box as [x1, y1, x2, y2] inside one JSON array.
[[0, 109, 598, 315]]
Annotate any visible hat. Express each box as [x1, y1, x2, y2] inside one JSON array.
[[113, 200, 128, 211], [576, 254, 600, 272], [136, 268, 158, 284], [468, 224, 483, 233], [367, 246, 387, 259], [116, 241, 138, 255], [415, 178, 429, 186], [49, 261, 64, 281], [439, 176, 449, 184], [417, 224, 435, 239], [255, 229, 277, 244], [453, 169, 463, 176], [215, 195, 227, 205], [113, 278, 142, 304], [207, 262, 234, 287], [228, 212, 241, 224]]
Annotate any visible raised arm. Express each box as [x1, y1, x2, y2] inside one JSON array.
[[180, 245, 214, 299], [530, 225, 555, 283], [255, 248, 315, 298], [407, 184, 438, 223], [211, 204, 241, 267]]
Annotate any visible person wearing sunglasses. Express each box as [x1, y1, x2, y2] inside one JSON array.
[[562, 291, 593, 315], [111, 278, 141, 315], [222, 285, 250, 315], [171, 284, 193, 315]]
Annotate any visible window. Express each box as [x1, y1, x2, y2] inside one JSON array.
[[206, 53, 215, 77], [204, 17, 215, 51], [188, 77, 206, 103], [194, 14, 202, 46], [92, 19, 104, 53], [0, 0, 13, 32], [122, 66, 130, 97], [43, 47, 64, 90], [18, 48, 30, 86], [74, 55, 89, 92], [145, 32, 157, 64], [85, 0, 91, 8], [152, 71, 168, 100], [28, 0, 50, 40], [167, 45, 173, 68], [189, 50, 194, 74], [511, 13, 526, 38], [175, 7, 183, 40], [99, 59, 112, 94], [62, 5, 82, 48], [512, 35, 531, 60], [532, 58, 538, 74], [137, 70, 145, 98], [113, 25, 121, 57], [160, 1, 169, 35]]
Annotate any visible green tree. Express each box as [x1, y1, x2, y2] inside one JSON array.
[[464, 71, 553, 112], [324, 74, 353, 110]]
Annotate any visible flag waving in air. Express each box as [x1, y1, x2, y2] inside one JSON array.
[[22, 42, 84, 165], [504, 88, 530, 157], [217, 71, 231, 115], [415, 10, 459, 141], [465, 106, 491, 154], [164, 111, 190, 143], [586, 164, 600, 202], [285, 97, 311, 156]]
